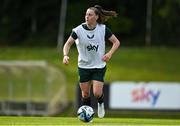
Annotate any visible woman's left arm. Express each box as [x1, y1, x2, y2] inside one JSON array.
[[102, 34, 120, 62]]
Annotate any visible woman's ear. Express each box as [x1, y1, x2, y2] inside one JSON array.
[[95, 15, 99, 21]]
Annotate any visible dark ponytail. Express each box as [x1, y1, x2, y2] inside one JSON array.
[[89, 5, 117, 24]]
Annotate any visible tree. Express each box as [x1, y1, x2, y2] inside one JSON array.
[[57, 0, 67, 50], [145, 0, 153, 46]]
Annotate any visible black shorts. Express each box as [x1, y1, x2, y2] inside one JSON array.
[[78, 66, 106, 83]]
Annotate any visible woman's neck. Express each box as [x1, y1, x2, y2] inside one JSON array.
[[87, 23, 97, 30]]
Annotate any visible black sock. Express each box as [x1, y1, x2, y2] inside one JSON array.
[[82, 97, 91, 106], [97, 94, 104, 104]]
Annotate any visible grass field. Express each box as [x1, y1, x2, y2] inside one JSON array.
[[0, 47, 180, 118], [0, 116, 180, 125], [0, 47, 180, 101]]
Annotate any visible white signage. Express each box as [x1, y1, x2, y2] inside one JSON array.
[[109, 81, 180, 110]]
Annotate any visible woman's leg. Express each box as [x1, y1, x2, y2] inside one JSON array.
[[92, 80, 105, 118], [79, 81, 92, 106], [92, 80, 104, 98]]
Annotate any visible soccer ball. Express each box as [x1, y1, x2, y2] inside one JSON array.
[[77, 105, 94, 122]]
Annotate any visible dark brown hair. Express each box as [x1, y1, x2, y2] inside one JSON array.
[[89, 5, 118, 24]]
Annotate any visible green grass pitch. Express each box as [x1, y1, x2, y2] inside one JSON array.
[[0, 117, 180, 125]]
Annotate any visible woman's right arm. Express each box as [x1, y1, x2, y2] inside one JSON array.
[[63, 36, 75, 65]]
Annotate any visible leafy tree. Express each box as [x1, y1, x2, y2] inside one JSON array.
[[152, 0, 180, 46], [0, 0, 179, 46]]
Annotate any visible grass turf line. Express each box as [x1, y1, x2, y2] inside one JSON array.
[[0, 117, 180, 125]]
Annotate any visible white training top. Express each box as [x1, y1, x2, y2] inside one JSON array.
[[73, 23, 106, 69]]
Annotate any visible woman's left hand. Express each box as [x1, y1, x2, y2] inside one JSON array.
[[102, 53, 112, 62]]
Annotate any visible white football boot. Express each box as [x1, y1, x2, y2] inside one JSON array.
[[98, 102, 105, 118]]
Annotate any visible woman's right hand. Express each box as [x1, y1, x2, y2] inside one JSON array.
[[63, 55, 69, 65]]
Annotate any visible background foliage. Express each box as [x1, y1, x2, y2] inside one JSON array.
[[0, 0, 179, 46]]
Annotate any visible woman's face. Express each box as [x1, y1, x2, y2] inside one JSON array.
[[85, 9, 98, 25]]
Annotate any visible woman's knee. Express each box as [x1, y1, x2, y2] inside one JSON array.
[[80, 81, 91, 98], [93, 90, 102, 98], [92, 81, 103, 98], [82, 91, 90, 98]]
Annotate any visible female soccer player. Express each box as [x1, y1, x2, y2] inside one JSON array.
[[63, 5, 120, 118]]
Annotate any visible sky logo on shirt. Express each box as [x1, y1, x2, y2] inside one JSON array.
[[87, 44, 99, 52], [131, 87, 161, 106]]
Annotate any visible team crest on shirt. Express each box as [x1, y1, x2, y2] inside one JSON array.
[[87, 34, 94, 39]]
